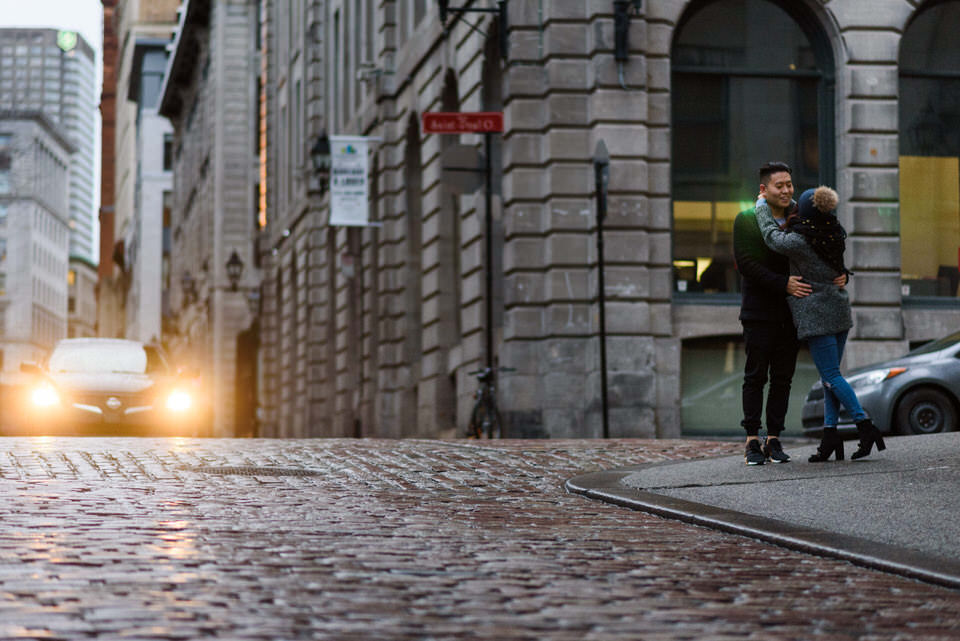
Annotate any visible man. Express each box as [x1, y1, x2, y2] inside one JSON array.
[[733, 162, 843, 465]]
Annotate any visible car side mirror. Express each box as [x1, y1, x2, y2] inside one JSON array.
[[20, 362, 43, 375]]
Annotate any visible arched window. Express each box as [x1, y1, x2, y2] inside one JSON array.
[[671, 0, 835, 295], [899, 1, 960, 299]]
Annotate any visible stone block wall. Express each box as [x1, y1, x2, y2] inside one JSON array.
[[254, 0, 959, 438]]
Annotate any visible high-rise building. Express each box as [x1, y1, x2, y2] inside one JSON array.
[[0, 28, 98, 265], [0, 114, 73, 371]]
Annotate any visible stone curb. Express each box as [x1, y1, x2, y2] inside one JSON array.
[[566, 466, 960, 591]]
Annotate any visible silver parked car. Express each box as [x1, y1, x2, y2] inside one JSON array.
[[802, 330, 960, 436]]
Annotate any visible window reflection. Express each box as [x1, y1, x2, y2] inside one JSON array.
[[681, 335, 819, 436], [899, 2, 960, 298], [671, 0, 831, 295]]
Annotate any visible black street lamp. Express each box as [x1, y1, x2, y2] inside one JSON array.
[[226, 249, 244, 291], [593, 140, 610, 439], [310, 130, 332, 193]]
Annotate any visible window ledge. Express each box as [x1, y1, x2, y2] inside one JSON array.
[[901, 296, 960, 308], [673, 293, 741, 306]]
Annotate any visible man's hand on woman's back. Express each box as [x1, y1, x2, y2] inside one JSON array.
[[787, 275, 812, 298]]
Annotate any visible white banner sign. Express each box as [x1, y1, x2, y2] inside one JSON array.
[[329, 136, 370, 226]]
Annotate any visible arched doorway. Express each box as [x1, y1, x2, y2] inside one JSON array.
[[671, 0, 836, 295], [898, 1, 960, 299]]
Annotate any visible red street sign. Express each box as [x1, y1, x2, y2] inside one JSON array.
[[422, 111, 504, 134]]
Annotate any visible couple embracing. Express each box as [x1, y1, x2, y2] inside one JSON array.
[[733, 162, 887, 465]]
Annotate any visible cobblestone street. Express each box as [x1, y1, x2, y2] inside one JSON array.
[[1, 437, 959, 640]]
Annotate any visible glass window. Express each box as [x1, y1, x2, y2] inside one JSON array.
[[899, 1, 960, 298], [671, 0, 834, 295], [680, 336, 820, 436]]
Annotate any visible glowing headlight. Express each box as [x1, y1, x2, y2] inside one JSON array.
[[849, 367, 907, 391], [166, 389, 193, 412], [31, 384, 61, 408]]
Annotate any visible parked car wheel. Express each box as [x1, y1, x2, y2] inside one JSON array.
[[895, 388, 957, 435]]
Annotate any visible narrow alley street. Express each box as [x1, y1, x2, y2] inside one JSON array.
[[1, 437, 959, 639]]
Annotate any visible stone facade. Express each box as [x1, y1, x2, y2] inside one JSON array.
[[254, 0, 957, 438], [159, 0, 260, 436], [68, 257, 97, 338], [110, 0, 179, 344]]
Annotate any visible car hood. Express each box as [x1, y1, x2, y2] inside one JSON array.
[[49, 372, 159, 394], [846, 350, 946, 376]]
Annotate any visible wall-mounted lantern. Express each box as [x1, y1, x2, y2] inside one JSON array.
[[225, 249, 244, 291], [310, 130, 332, 193]]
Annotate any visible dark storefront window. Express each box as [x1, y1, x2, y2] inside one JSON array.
[[680, 335, 820, 436], [899, 2, 960, 299], [671, 0, 834, 295]]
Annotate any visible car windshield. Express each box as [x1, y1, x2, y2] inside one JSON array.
[[49, 343, 168, 374], [908, 330, 960, 356]]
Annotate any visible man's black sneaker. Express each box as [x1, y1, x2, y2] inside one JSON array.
[[763, 437, 791, 463], [744, 439, 765, 465]]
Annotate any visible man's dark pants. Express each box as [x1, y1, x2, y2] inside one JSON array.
[[741, 320, 799, 437]]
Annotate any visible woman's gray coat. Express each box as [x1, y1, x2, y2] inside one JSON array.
[[755, 199, 852, 340]]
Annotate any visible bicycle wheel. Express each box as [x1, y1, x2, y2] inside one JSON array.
[[469, 400, 502, 439]]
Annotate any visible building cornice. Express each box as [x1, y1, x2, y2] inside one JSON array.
[[158, 0, 211, 121], [0, 110, 76, 154]]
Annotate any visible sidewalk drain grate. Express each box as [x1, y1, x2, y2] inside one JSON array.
[[184, 466, 324, 477]]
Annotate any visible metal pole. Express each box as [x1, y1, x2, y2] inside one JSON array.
[[485, 132, 494, 377], [594, 141, 610, 439]]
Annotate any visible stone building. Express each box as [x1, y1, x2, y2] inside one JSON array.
[[159, 0, 261, 436], [98, 0, 122, 340], [0, 113, 73, 370], [258, 0, 960, 439], [98, 1, 179, 344]]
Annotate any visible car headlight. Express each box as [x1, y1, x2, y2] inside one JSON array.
[[165, 389, 193, 412], [31, 384, 61, 408], [848, 367, 907, 391]]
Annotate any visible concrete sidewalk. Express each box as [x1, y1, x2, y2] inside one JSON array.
[[567, 431, 960, 590]]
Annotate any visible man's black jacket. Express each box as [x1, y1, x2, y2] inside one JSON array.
[[733, 207, 792, 323]]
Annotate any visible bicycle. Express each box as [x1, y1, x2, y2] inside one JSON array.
[[466, 366, 514, 439]]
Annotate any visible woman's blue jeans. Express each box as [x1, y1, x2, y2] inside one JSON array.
[[806, 330, 867, 427]]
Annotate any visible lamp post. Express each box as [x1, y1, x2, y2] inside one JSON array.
[[310, 130, 332, 193], [225, 249, 244, 291], [593, 140, 610, 439]]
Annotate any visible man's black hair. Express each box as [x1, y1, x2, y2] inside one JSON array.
[[758, 161, 792, 185]]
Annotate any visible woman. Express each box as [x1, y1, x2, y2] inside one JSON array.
[[755, 186, 886, 461]]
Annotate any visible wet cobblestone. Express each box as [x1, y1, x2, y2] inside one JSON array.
[[1, 437, 959, 639]]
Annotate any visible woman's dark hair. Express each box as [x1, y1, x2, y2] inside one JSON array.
[[758, 161, 792, 185]]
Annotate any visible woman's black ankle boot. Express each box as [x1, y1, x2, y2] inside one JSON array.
[[851, 418, 886, 460], [809, 426, 843, 462]]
